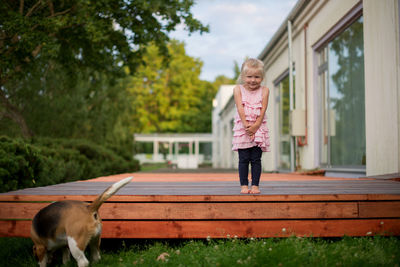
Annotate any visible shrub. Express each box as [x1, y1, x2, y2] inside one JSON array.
[[0, 136, 139, 193]]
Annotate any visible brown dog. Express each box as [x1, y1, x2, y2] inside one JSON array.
[[30, 176, 132, 267]]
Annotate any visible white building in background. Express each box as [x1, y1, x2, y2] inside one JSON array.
[[212, 0, 400, 177], [134, 133, 213, 168], [212, 85, 237, 169]]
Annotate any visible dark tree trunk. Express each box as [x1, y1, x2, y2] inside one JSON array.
[[0, 87, 34, 138]]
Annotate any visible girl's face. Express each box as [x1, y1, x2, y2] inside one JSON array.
[[243, 67, 263, 90]]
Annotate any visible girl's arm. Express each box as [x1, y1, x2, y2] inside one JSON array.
[[233, 85, 249, 129], [246, 86, 270, 135]]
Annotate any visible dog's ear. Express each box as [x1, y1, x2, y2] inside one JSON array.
[[33, 244, 46, 262]]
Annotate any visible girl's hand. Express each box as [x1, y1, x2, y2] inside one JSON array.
[[249, 133, 255, 141], [246, 123, 260, 136], [245, 123, 258, 142], [242, 120, 250, 129]]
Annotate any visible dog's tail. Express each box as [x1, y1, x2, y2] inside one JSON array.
[[88, 176, 132, 212]]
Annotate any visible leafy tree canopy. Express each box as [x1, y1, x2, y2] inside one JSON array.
[[1, 0, 208, 82], [127, 40, 219, 133], [0, 0, 208, 137]]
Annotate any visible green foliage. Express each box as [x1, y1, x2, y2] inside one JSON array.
[[1, 0, 208, 83], [0, 136, 139, 193], [233, 60, 241, 81], [213, 74, 236, 90], [1, 0, 208, 138], [0, 47, 140, 161], [1, 58, 133, 147], [127, 40, 219, 133]]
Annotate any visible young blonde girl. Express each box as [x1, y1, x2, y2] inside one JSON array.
[[232, 58, 270, 194]]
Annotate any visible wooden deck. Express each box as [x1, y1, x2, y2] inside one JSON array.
[[1, 172, 400, 238]]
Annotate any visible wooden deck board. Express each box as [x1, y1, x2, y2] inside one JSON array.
[[2, 219, 400, 238], [0, 202, 362, 220], [2, 180, 400, 196], [1, 173, 400, 238]]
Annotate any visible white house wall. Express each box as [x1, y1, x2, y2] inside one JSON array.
[[363, 0, 400, 176], [213, 0, 400, 176], [263, 48, 289, 171], [264, 0, 371, 173]]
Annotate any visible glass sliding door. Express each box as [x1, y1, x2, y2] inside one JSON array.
[[276, 75, 291, 170], [318, 50, 329, 166], [318, 16, 366, 168]]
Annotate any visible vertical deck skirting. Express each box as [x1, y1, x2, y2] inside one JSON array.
[[0, 194, 399, 238]]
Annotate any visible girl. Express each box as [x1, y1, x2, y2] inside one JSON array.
[[232, 58, 270, 194]]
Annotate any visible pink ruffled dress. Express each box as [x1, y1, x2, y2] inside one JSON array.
[[232, 85, 270, 152]]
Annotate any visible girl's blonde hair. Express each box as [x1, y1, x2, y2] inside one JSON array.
[[237, 58, 265, 85]]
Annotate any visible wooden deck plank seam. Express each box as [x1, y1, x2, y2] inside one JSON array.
[[2, 219, 390, 223], [2, 200, 400, 203]]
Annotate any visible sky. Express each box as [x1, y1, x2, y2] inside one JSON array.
[[170, 0, 297, 81]]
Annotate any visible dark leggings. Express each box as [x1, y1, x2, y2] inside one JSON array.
[[238, 146, 262, 186]]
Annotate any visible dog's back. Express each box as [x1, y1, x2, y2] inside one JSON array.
[[31, 177, 132, 267], [32, 201, 69, 240], [31, 200, 95, 263], [31, 200, 93, 241]]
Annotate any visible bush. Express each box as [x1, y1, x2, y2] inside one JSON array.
[[0, 136, 139, 193]]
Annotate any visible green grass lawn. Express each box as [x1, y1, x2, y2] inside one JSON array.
[[139, 162, 169, 172], [1, 236, 399, 267]]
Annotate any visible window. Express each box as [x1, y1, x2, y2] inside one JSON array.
[[275, 72, 295, 170], [317, 16, 365, 168], [200, 142, 212, 161], [135, 142, 153, 154]]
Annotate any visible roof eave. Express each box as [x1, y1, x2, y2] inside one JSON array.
[[258, 0, 311, 61]]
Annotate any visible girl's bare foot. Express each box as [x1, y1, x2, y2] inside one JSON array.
[[250, 186, 260, 194], [240, 186, 250, 194]]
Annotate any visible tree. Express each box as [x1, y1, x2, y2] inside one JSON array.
[[212, 75, 235, 90], [0, 55, 135, 151], [127, 40, 217, 133], [0, 0, 208, 137], [233, 60, 241, 81]]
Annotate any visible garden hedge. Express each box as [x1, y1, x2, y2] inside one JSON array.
[[0, 136, 139, 193]]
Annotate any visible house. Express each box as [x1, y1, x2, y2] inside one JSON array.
[[212, 0, 400, 177]]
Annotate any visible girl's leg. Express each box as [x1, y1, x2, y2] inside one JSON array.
[[250, 146, 262, 193], [238, 148, 251, 193]]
